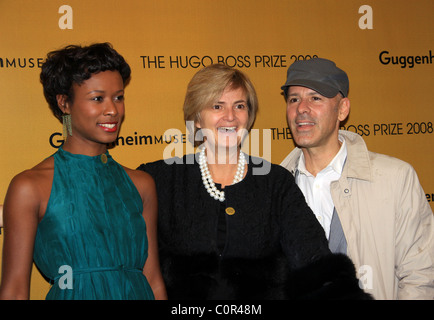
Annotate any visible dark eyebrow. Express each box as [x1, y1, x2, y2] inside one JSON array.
[[87, 90, 104, 95], [287, 93, 300, 97], [86, 89, 124, 95]]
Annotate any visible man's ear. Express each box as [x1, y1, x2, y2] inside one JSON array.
[[56, 94, 70, 113], [338, 97, 350, 122]]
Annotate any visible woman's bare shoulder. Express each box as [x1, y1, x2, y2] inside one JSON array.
[[7, 156, 54, 199], [123, 165, 154, 183], [122, 166, 156, 198]]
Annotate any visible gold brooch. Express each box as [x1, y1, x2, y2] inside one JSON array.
[[225, 207, 235, 216]]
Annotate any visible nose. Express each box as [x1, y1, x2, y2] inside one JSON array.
[[296, 98, 310, 114], [104, 100, 119, 117], [224, 107, 235, 121]]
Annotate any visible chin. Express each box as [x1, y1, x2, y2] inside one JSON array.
[[207, 138, 239, 150], [215, 142, 240, 151], [292, 132, 316, 146], [101, 135, 119, 145]]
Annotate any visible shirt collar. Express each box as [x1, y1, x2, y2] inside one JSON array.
[[297, 134, 347, 176]]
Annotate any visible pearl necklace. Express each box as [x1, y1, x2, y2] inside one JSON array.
[[199, 147, 246, 202]]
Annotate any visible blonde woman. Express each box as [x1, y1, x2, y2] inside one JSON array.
[[138, 64, 371, 300]]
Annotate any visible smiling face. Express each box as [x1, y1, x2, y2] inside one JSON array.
[[286, 86, 350, 153], [196, 86, 249, 154], [58, 70, 125, 151]]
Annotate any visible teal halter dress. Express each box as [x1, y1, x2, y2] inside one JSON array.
[[33, 147, 155, 300]]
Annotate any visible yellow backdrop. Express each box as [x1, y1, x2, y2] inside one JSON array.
[[0, 0, 432, 299]]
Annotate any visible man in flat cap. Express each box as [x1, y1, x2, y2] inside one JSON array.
[[280, 58, 433, 300]]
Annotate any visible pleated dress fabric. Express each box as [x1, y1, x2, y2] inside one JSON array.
[[33, 147, 154, 300]]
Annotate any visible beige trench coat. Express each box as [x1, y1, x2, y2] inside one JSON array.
[[281, 130, 434, 300]]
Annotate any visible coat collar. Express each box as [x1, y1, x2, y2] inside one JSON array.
[[281, 130, 372, 181]]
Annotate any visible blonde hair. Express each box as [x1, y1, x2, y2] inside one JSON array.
[[183, 63, 258, 147]]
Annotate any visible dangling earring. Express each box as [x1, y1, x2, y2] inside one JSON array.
[[62, 113, 72, 140]]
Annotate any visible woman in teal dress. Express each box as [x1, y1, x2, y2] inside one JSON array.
[[0, 43, 167, 300]]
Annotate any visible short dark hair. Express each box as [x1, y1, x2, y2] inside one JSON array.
[[40, 42, 131, 121]]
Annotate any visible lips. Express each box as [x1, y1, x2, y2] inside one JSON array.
[[297, 121, 315, 127], [295, 117, 315, 129], [98, 122, 118, 132]]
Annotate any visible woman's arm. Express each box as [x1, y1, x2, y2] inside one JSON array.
[[0, 172, 40, 299], [128, 169, 167, 300]]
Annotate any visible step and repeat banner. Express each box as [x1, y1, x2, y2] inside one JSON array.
[[0, 0, 432, 299]]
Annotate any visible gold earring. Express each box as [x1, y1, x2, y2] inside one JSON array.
[[62, 113, 72, 139]]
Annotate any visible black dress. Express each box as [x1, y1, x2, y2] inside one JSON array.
[[138, 154, 371, 300]]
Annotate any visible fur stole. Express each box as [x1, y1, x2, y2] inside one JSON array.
[[160, 251, 372, 300]]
